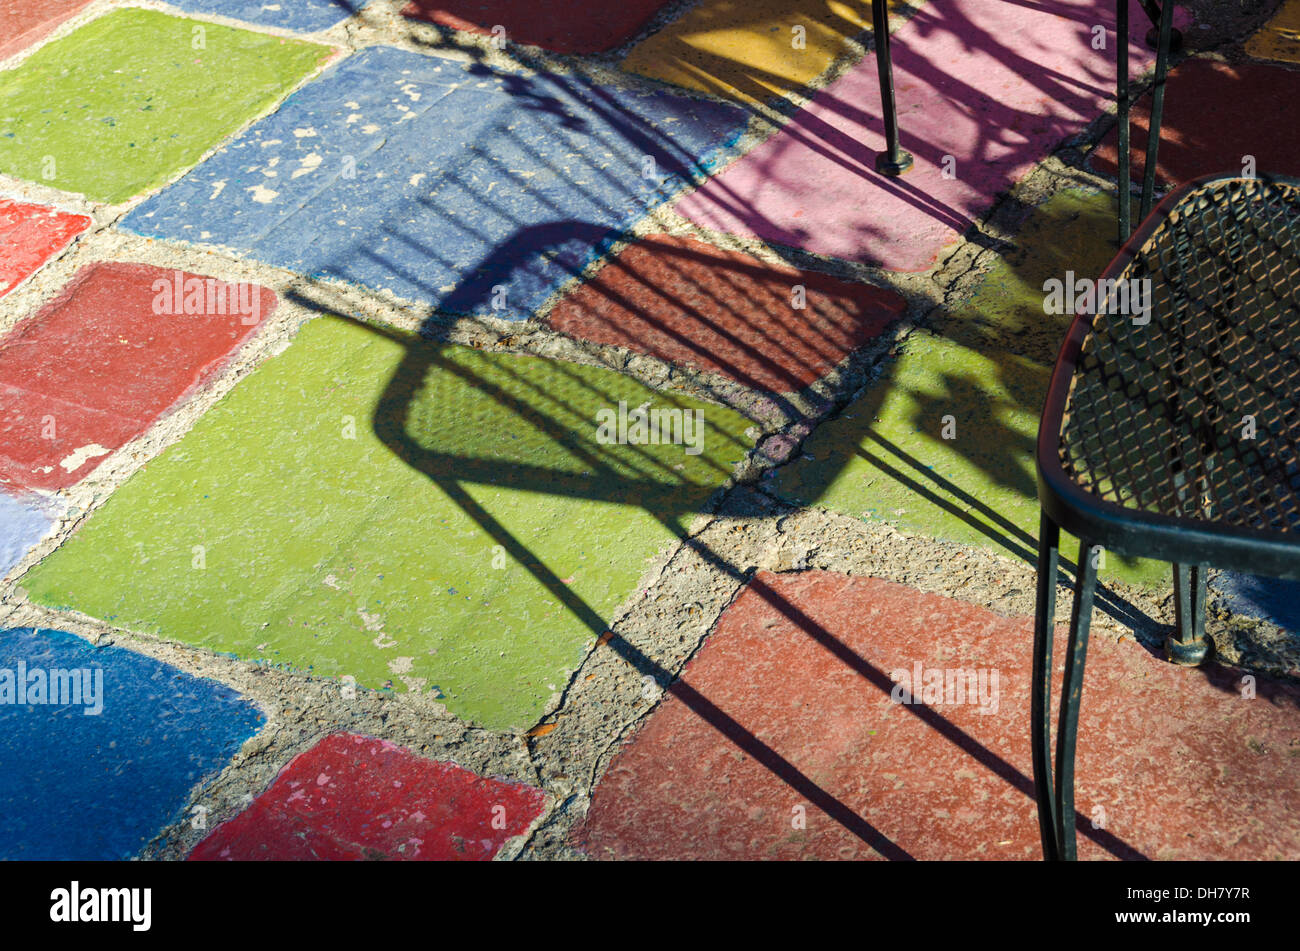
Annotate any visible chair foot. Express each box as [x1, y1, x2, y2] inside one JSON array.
[[1144, 25, 1182, 52], [1170, 563, 1209, 667], [875, 150, 914, 176], [1164, 633, 1210, 667]]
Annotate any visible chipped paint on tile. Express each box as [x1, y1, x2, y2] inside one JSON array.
[[122, 45, 748, 319]]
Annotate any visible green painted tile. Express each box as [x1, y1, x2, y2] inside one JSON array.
[[772, 330, 1165, 588], [22, 317, 755, 730], [0, 9, 331, 203], [936, 189, 1119, 365]]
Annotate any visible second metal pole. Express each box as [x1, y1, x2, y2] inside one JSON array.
[[872, 0, 913, 176]]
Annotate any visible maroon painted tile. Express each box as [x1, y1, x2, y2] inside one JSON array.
[[401, 0, 676, 54], [1092, 57, 1300, 186], [0, 199, 90, 299], [0, 261, 274, 491], [190, 733, 547, 860], [548, 235, 906, 392], [576, 570, 1300, 860]]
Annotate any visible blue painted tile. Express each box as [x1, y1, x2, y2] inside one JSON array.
[[1214, 573, 1300, 635], [0, 628, 263, 859], [170, 0, 371, 32], [0, 491, 58, 577], [123, 46, 748, 321]]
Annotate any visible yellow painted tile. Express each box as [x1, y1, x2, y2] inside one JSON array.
[[1245, 0, 1300, 65], [621, 0, 873, 105]]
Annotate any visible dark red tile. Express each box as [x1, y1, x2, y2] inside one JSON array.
[[401, 0, 676, 54], [190, 733, 547, 861], [548, 235, 905, 392], [1092, 57, 1300, 186]]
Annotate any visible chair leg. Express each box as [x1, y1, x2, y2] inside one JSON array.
[[1054, 538, 1099, 861], [1139, 0, 1176, 221], [1117, 0, 1131, 244], [1168, 563, 1210, 666], [871, 0, 913, 176], [1032, 512, 1061, 860]]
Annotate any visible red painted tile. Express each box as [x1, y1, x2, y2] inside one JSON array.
[[548, 235, 906, 392], [0, 0, 92, 61], [0, 199, 90, 299], [0, 261, 274, 491], [575, 570, 1300, 860], [1092, 58, 1300, 186], [190, 733, 547, 861], [401, 0, 675, 54]]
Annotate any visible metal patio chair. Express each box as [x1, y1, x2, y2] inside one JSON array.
[[1031, 172, 1300, 860]]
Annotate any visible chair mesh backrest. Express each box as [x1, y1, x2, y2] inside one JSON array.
[[1059, 177, 1300, 534]]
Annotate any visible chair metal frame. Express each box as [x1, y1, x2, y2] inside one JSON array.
[[1032, 172, 1300, 861], [1027, 0, 1214, 862]]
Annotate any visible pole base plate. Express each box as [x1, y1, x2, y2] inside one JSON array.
[[875, 150, 914, 176], [1165, 633, 1210, 667]]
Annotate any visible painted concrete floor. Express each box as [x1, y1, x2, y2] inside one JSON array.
[[1, 0, 1299, 861]]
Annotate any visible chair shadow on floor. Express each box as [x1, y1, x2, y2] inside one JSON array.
[[286, 203, 1149, 857], [272, 14, 1189, 855]]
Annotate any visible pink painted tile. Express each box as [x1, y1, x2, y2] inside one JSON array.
[[190, 733, 547, 861], [676, 0, 1186, 271], [0, 199, 90, 298]]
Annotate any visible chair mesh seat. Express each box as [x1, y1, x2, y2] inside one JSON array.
[[1058, 177, 1300, 535]]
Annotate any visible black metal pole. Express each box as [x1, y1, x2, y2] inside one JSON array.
[[1118, 0, 1131, 243], [872, 0, 913, 176], [1139, 0, 1175, 222]]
